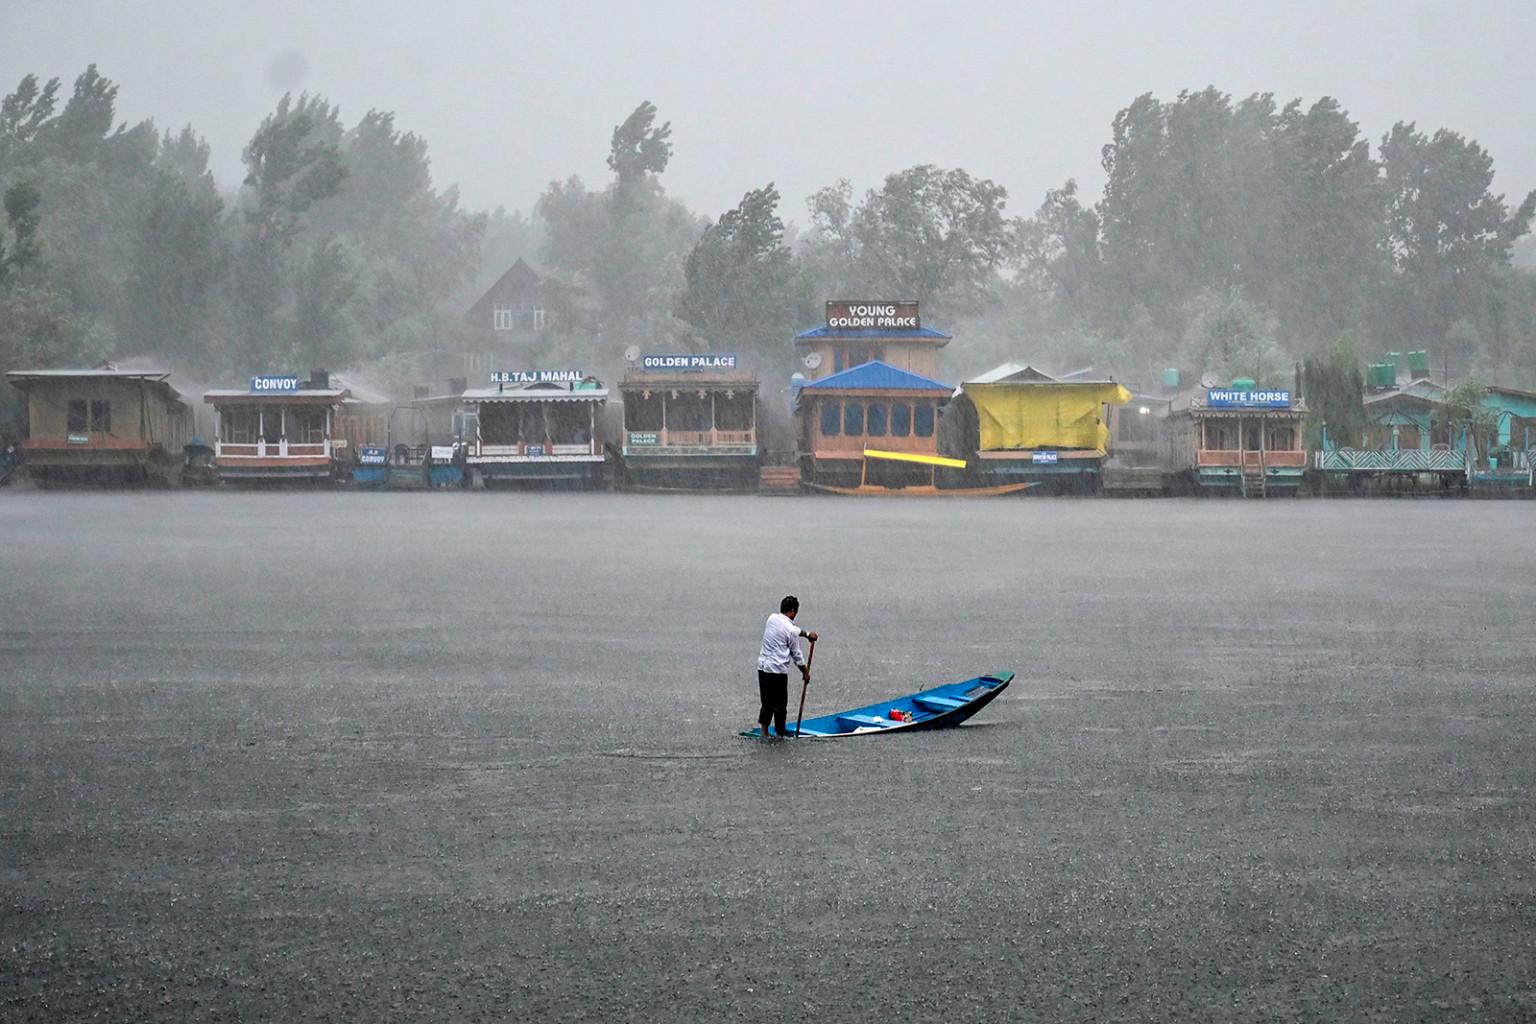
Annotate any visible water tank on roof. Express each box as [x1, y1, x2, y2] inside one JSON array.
[[1230, 378, 1256, 390], [1367, 363, 1396, 389], [1161, 367, 1181, 389], [1408, 350, 1430, 376]]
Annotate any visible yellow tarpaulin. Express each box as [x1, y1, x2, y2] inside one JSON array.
[[966, 382, 1131, 453]]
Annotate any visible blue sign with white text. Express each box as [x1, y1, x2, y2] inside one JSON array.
[[490, 370, 584, 384], [641, 354, 738, 371], [1207, 389, 1291, 409], [1032, 451, 1059, 464], [251, 374, 300, 393], [358, 446, 388, 466]]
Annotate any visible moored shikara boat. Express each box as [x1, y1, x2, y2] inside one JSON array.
[[741, 671, 1012, 739]]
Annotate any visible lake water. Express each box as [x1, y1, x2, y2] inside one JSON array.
[[3, 491, 1533, 1021]]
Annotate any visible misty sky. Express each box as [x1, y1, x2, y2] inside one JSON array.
[[4, 0, 1533, 226]]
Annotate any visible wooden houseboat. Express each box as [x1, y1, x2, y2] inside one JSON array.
[[202, 372, 347, 483], [795, 360, 1018, 494], [461, 371, 606, 488], [947, 364, 1131, 493], [6, 367, 195, 485], [617, 354, 759, 489], [1102, 390, 1174, 495], [1314, 379, 1466, 493], [1473, 385, 1536, 493], [1167, 386, 1308, 496]]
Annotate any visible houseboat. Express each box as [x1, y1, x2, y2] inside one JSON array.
[[1167, 385, 1308, 496], [1314, 378, 1466, 493], [794, 360, 1024, 494], [617, 354, 759, 490], [946, 364, 1131, 493], [202, 372, 347, 483], [1473, 385, 1536, 493], [6, 367, 196, 485], [461, 371, 607, 488]]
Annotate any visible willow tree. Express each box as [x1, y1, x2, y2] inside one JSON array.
[[1298, 335, 1366, 449]]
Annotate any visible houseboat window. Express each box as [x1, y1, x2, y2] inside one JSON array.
[[493, 307, 514, 331], [914, 403, 934, 437], [1244, 423, 1262, 449], [532, 308, 548, 331], [67, 400, 87, 433], [890, 402, 910, 437], [261, 407, 283, 444], [479, 403, 518, 445], [89, 400, 110, 433], [820, 402, 840, 437], [843, 402, 864, 436], [1204, 420, 1238, 450], [1269, 426, 1295, 450], [669, 394, 710, 432], [866, 402, 887, 437], [289, 407, 327, 444], [549, 402, 591, 443], [715, 391, 753, 431], [221, 406, 259, 443], [625, 391, 663, 431]]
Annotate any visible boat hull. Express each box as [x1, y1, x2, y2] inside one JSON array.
[[741, 671, 1012, 739]]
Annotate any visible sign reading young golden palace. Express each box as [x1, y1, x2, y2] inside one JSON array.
[[825, 301, 920, 331]]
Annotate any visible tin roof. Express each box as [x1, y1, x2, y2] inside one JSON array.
[[7, 368, 175, 380], [203, 389, 347, 403], [462, 382, 608, 403], [794, 325, 952, 343], [800, 360, 951, 393]]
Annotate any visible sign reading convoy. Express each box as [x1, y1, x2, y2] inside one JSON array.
[[1206, 389, 1292, 409], [825, 301, 920, 331], [250, 374, 300, 393], [490, 370, 585, 384], [641, 354, 738, 371]]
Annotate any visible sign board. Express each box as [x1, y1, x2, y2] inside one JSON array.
[[825, 301, 920, 331], [640, 354, 738, 371], [628, 432, 659, 446], [489, 370, 584, 385], [526, 444, 545, 456], [1031, 451, 1059, 464], [430, 445, 456, 461], [67, 433, 89, 445], [357, 445, 388, 465], [251, 374, 300, 393], [1206, 389, 1291, 409]]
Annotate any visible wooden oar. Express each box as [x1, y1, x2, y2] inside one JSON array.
[[795, 638, 816, 737]]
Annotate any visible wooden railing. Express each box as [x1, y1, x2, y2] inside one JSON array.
[[625, 429, 756, 448], [217, 440, 330, 458], [1198, 449, 1306, 468]]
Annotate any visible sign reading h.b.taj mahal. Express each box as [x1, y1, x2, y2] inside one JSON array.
[[825, 301, 920, 331]]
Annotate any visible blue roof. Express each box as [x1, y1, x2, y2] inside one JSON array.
[[800, 360, 952, 393], [795, 325, 952, 341]]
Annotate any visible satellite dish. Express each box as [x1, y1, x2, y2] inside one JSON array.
[[623, 345, 641, 364], [1199, 371, 1219, 388], [802, 351, 823, 370]]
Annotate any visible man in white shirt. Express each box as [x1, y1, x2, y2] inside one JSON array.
[[757, 595, 819, 738]]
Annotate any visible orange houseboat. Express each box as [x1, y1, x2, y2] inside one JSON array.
[[461, 372, 607, 488], [203, 373, 347, 482], [618, 354, 758, 489], [794, 360, 957, 491], [7, 367, 195, 485], [1167, 386, 1308, 496]]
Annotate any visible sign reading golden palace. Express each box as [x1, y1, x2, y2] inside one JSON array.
[[825, 301, 920, 331]]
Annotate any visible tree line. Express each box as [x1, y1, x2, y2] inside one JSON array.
[[3, 69, 1533, 438]]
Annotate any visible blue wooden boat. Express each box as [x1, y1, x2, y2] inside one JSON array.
[[742, 671, 1012, 739]]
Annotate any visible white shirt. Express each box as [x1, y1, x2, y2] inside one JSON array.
[[757, 612, 807, 674]]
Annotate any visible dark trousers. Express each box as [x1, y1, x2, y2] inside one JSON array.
[[757, 670, 789, 736]]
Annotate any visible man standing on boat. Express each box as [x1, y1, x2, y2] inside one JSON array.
[[757, 596, 817, 738]]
